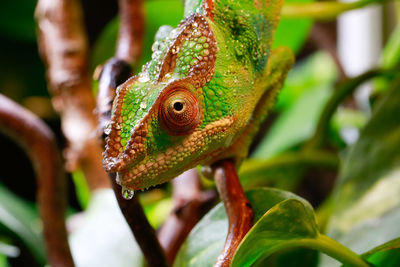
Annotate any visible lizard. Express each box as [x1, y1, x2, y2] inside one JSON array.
[[102, 0, 294, 193]]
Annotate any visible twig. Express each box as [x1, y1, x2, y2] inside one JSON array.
[[96, 0, 145, 132], [109, 173, 169, 267], [35, 0, 109, 190], [96, 1, 169, 265], [158, 169, 218, 264], [0, 94, 74, 267], [213, 160, 254, 267], [116, 0, 145, 64], [96, 58, 132, 133]]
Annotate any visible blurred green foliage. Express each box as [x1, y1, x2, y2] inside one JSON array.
[[1, 0, 400, 266]]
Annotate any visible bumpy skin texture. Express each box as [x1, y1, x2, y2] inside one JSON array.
[[103, 0, 294, 190]]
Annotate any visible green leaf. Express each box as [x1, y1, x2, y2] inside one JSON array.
[[175, 188, 368, 267], [143, 197, 172, 229], [173, 188, 304, 267], [0, 183, 45, 265], [231, 198, 318, 267], [71, 170, 91, 210], [352, 238, 400, 267], [274, 0, 314, 53], [381, 21, 400, 69], [324, 77, 400, 260]]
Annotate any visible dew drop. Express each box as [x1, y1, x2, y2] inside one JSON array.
[[138, 73, 150, 83], [121, 186, 134, 200], [104, 125, 112, 135], [140, 102, 147, 109]]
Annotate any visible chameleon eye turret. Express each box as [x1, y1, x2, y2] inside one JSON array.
[[159, 88, 202, 135]]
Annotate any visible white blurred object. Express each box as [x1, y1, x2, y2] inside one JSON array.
[[337, 0, 382, 146], [69, 189, 142, 267], [338, 0, 382, 113]]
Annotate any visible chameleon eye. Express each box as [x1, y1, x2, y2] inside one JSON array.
[[160, 88, 201, 135]]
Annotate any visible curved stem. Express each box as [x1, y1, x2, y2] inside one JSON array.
[[36, 0, 110, 190], [306, 235, 371, 267], [0, 94, 74, 267], [213, 160, 254, 267], [282, 0, 390, 21], [305, 69, 395, 150], [241, 150, 338, 177], [110, 174, 169, 267], [96, 0, 144, 133]]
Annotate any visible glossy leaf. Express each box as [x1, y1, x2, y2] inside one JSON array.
[[346, 238, 400, 266], [0, 184, 45, 265], [231, 198, 318, 267], [324, 77, 400, 261], [174, 188, 315, 267]]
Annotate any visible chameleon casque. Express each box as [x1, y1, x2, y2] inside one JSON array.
[[103, 0, 294, 191]]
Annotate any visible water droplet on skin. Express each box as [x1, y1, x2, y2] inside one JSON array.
[[138, 74, 150, 83], [121, 186, 134, 200], [104, 125, 111, 135]]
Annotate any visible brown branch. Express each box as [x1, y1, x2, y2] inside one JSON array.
[[96, 0, 145, 132], [109, 173, 169, 267], [213, 160, 254, 267], [35, 0, 109, 190], [96, 58, 132, 133], [95, 2, 169, 265], [0, 94, 74, 267], [158, 169, 218, 264], [116, 0, 145, 64]]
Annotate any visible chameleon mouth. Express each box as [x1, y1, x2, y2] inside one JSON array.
[[103, 119, 149, 173], [115, 116, 235, 190]]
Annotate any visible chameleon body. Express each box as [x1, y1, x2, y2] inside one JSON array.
[[103, 0, 294, 190]]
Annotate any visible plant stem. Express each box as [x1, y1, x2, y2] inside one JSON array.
[[305, 69, 395, 150], [282, 0, 391, 21], [213, 159, 254, 267], [0, 94, 74, 267], [240, 150, 339, 177], [306, 234, 371, 267], [110, 174, 169, 267]]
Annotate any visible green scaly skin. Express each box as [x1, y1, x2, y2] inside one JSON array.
[[103, 0, 294, 190]]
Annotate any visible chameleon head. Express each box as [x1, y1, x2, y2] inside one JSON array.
[[102, 14, 235, 190]]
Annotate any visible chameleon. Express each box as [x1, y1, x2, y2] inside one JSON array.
[[102, 0, 294, 192]]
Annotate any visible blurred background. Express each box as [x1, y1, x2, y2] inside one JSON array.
[[0, 0, 399, 266]]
